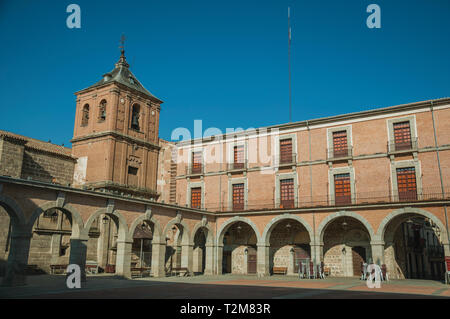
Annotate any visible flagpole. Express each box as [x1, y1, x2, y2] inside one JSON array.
[[288, 7, 292, 123]]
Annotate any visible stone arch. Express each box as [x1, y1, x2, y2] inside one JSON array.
[[317, 211, 375, 245], [217, 216, 261, 245], [27, 201, 84, 238], [83, 208, 130, 242], [128, 213, 163, 243], [190, 221, 214, 246], [376, 207, 449, 245], [163, 217, 191, 246], [262, 214, 314, 246], [0, 193, 27, 227]]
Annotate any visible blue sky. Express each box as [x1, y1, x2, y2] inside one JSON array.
[[0, 0, 449, 145]]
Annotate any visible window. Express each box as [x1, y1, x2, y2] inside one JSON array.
[[131, 104, 140, 131], [128, 166, 138, 186], [393, 121, 412, 151], [233, 145, 244, 169], [232, 183, 245, 210], [280, 138, 293, 164], [280, 178, 295, 208], [81, 104, 90, 126], [333, 130, 348, 157], [98, 100, 107, 122], [191, 151, 202, 174], [397, 167, 417, 201], [191, 187, 202, 209], [334, 173, 351, 205]]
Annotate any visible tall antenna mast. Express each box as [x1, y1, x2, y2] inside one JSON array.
[[288, 7, 292, 123]]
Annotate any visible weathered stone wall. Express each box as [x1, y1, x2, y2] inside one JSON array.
[[0, 138, 24, 178], [21, 150, 75, 185]]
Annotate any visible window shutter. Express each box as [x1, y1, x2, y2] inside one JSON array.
[[393, 121, 412, 151], [191, 187, 202, 208], [280, 178, 295, 208], [232, 183, 245, 210], [396, 167, 417, 201], [333, 131, 348, 157], [280, 139, 293, 164], [334, 173, 351, 205]]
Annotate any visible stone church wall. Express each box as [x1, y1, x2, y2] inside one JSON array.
[[21, 149, 75, 185]]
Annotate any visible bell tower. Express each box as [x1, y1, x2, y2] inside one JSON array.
[[71, 46, 162, 199]]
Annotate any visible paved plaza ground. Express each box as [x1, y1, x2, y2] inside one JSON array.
[[1, 274, 449, 299]]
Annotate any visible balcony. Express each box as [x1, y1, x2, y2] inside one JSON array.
[[279, 199, 295, 209], [205, 186, 450, 212], [227, 160, 247, 172], [274, 154, 297, 168], [327, 146, 353, 161], [387, 138, 418, 154], [185, 164, 204, 176]]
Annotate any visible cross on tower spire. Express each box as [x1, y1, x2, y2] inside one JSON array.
[[119, 34, 126, 53], [115, 33, 129, 68]]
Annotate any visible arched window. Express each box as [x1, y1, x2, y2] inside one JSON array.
[[81, 104, 90, 126], [131, 104, 140, 131], [98, 100, 107, 122]]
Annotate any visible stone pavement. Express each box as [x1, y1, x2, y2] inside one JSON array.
[[1, 274, 449, 299]]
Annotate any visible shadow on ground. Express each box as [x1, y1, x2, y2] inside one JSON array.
[[1, 274, 449, 299]]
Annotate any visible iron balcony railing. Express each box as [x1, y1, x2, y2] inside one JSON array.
[[274, 154, 297, 167], [227, 160, 248, 171], [387, 137, 418, 153], [327, 146, 353, 161], [204, 186, 450, 212], [185, 164, 204, 175]]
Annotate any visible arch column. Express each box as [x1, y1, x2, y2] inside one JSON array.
[[2, 230, 31, 287], [310, 241, 324, 265], [115, 240, 133, 278], [151, 240, 166, 277], [287, 248, 295, 275], [69, 236, 89, 282], [257, 243, 270, 277], [370, 240, 385, 265], [204, 244, 215, 275], [181, 243, 193, 271], [217, 244, 224, 275]]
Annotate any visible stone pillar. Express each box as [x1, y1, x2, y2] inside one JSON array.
[[69, 237, 88, 282], [310, 243, 324, 265], [181, 243, 193, 272], [1, 231, 31, 287], [287, 248, 295, 275], [256, 243, 270, 277], [115, 240, 132, 278], [217, 245, 224, 275], [204, 244, 214, 275], [192, 246, 201, 273], [97, 217, 110, 268], [151, 241, 166, 277], [370, 240, 385, 266]]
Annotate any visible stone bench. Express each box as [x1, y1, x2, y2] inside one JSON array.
[[131, 267, 151, 278], [171, 267, 191, 277], [272, 267, 287, 275], [50, 264, 68, 275]]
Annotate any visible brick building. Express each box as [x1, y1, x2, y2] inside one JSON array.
[[0, 50, 449, 286]]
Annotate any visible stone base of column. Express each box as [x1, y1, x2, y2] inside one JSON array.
[[151, 241, 166, 278], [256, 244, 270, 277]]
